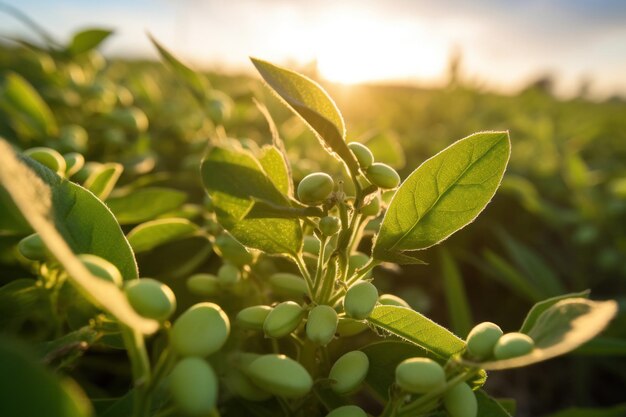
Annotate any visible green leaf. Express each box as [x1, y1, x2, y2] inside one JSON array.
[[0, 71, 58, 138], [259, 145, 292, 196], [0, 140, 156, 334], [439, 248, 473, 337], [127, 218, 199, 253], [542, 404, 626, 417], [250, 58, 359, 173], [149, 34, 209, 100], [366, 305, 466, 359], [519, 290, 590, 334], [475, 390, 513, 417], [373, 131, 510, 263], [201, 144, 302, 256], [0, 338, 93, 417], [0, 278, 52, 332], [465, 298, 617, 370], [480, 249, 545, 302], [68, 28, 113, 55], [83, 162, 123, 200], [106, 187, 187, 225]]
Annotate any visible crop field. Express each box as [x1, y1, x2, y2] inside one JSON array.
[[0, 10, 625, 417]]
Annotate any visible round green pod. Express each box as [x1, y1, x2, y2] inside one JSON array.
[[17, 233, 47, 262], [348, 142, 374, 169], [361, 194, 381, 217], [395, 357, 445, 394], [443, 382, 477, 417], [186, 273, 220, 297], [169, 357, 218, 416], [297, 172, 334, 204], [348, 252, 372, 279], [319, 216, 341, 236], [124, 278, 176, 321], [77, 254, 123, 287], [344, 281, 378, 320], [214, 233, 253, 266], [378, 294, 411, 308], [217, 263, 240, 285], [263, 301, 304, 338], [336, 317, 370, 337], [246, 354, 313, 398], [24, 147, 66, 175], [303, 235, 321, 255], [326, 405, 368, 417], [223, 368, 272, 401], [493, 332, 534, 360], [466, 322, 503, 359], [328, 350, 369, 394], [269, 272, 308, 298], [366, 163, 401, 189], [170, 302, 230, 357], [306, 305, 338, 345], [236, 305, 273, 330]]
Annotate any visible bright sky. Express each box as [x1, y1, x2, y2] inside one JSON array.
[[2, 0, 626, 98]]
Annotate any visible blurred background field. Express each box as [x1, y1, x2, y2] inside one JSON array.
[[1, 1, 626, 416]]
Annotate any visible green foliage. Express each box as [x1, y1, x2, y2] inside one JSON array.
[[68, 28, 113, 56]]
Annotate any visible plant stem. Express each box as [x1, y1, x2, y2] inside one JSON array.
[[121, 325, 152, 417], [313, 236, 328, 299], [294, 254, 315, 298]]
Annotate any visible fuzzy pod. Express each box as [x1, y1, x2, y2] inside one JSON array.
[[326, 405, 368, 417], [223, 368, 272, 402], [328, 351, 369, 394], [306, 305, 338, 345], [493, 332, 534, 360], [170, 302, 230, 357], [319, 216, 341, 236], [17, 233, 47, 262], [466, 322, 503, 359], [186, 273, 220, 297], [297, 172, 334, 204], [217, 263, 241, 285], [214, 233, 253, 266], [236, 305, 273, 330], [245, 354, 313, 398], [348, 252, 372, 279], [366, 163, 401, 189], [443, 382, 477, 417], [395, 357, 445, 394], [124, 278, 176, 321], [269, 273, 308, 298], [344, 281, 378, 320], [263, 301, 305, 338], [348, 142, 374, 170], [169, 357, 218, 416]]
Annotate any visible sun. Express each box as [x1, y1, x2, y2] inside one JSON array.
[[313, 11, 447, 85]]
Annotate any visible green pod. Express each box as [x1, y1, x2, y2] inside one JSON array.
[[110, 107, 149, 132], [466, 322, 503, 359], [443, 382, 477, 417], [236, 305, 273, 330], [348, 252, 372, 279], [303, 235, 321, 255], [366, 163, 401, 189], [124, 278, 176, 321], [171, 302, 230, 357], [59, 125, 88, 153], [319, 216, 341, 236], [263, 301, 304, 338], [246, 354, 313, 398], [297, 172, 334, 204], [336, 317, 370, 337], [223, 368, 272, 401], [77, 254, 123, 287], [378, 294, 411, 308], [186, 273, 220, 297], [326, 405, 368, 417], [269, 272, 308, 298], [344, 281, 378, 320], [217, 263, 241, 285], [348, 142, 374, 169], [17, 233, 47, 262], [169, 357, 218, 416], [329, 350, 369, 394], [24, 147, 66, 175], [493, 332, 534, 360], [63, 152, 85, 178], [306, 305, 338, 345], [360, 194, 381, 217], [214, 233, 253, 266], [395, 357, 445, 394]]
